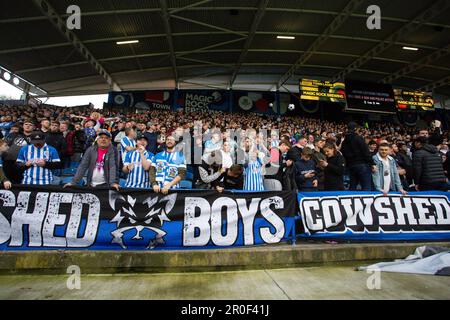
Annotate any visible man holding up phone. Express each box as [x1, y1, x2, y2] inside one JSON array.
[[123, 136, 153, 189]]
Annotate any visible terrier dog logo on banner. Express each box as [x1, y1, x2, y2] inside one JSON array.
[[108, 191, 177, 249]]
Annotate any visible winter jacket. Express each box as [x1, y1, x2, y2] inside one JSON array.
[[62, 131, 75, 156], [71, 144, 119, 187], [4, 132, 31, 161], [266, 148, 297, 191], [265, 148, 286, 182], [295, 158, 318, 190], [45, 132, 67, 157], [287, 145, 303, 163], [312, 148, 326, 190], [323, 153, 345, 191], [144, 131, 158, 154], [84, 128, 97, 149], [341, 132, 375, 167], [413, 144, 447, 186], [445, 151, 450, 179], [394, 151, 413, 184], [372, 154, 404, 192], [198, 159, 223, 189], [211, 171, 244, 190], [73, 129, 86, 154]]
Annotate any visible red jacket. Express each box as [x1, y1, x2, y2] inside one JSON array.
[[64, 131, 75, 156]]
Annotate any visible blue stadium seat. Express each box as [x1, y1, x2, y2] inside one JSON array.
[[60, 176, 86, 186], [119, 179, 127, 188], [343, 175, 350, 190], [70, 162, 80, 169], [62, 167, 78, 176], [51, 176, 61, 185], [186, 171, 194, 181], [60, 176, 74, 185], [180, 180, 193, 189]]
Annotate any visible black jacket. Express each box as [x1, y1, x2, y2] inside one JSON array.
[[144, 131, 158, 155], [212, 171, 244, 190], [73, 129, 87, 153], [445, 151, 450, 179], [287, 145, 303, 163], [413, 144, 447, 186], [394, 151, 413, 184], [341, 132, 375, 167], [323, 153, 345, 191], [4, 132, 31, 160], [45, 132, 67, 157], [265, 149, 297, 191], [295, 158, 318, 190], [198, 160, 223, 189], [265, 148, 285, 182]]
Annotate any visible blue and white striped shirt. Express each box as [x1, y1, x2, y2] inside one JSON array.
[[123, 150, 153, 189], [120, 136, 136, 162], [17, 144, 60, 185], [244, 159, 265, 192], [152, 150, 186, 189]]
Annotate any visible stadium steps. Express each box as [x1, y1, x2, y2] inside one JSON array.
[[1, 241, 449, 275]]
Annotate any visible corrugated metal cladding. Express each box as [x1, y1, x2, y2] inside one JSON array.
[[0, 0, 448, 96]]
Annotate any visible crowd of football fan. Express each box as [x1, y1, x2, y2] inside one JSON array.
[[0, 103, 449, 194]]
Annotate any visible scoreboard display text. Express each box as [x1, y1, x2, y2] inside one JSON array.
[[300, 79, 346, 103]]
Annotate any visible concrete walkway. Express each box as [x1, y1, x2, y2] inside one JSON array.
[[1, 265, 449, 300], [3, 242, 450, 274]]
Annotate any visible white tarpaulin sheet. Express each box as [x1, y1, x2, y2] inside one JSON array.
[[359, 246, 450, 276]]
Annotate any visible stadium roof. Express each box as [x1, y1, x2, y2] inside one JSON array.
[[1, 0, 450, 97]]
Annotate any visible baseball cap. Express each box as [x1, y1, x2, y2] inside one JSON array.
[[30, 132, 45, 142], [137, 135, 148, 142], [97, 129, 112, 138]]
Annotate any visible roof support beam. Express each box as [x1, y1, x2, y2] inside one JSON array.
[[3, 7, 450, 30], [36, 63, 432, 88], [420, 75, 450, 93], [31, 0, 121, 91], [382, 43, 450, 84], [16, 61, 89, 74], [177, 57, 233, 67], [179, 70, 229, 81], [168, 0, 213, 15], [170, 15, 247, 37], [175, 37, 247, 57], [229, 0, 269, 87], [180, 80, 227, 90], [159, 0, 178, 86], [332, 0, 450, 82], [0, 66, 46, 95], [277, 0, 364, 88], [37, 74, 103, 87], [1, 30, 442, 55], [15, 45, 450, 75]]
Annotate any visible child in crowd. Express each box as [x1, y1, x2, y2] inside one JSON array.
[[295, 147, 318, 192], [84, 119, 97, 149], [321, 143, 346, 191], [244, 148, 265, 192]]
